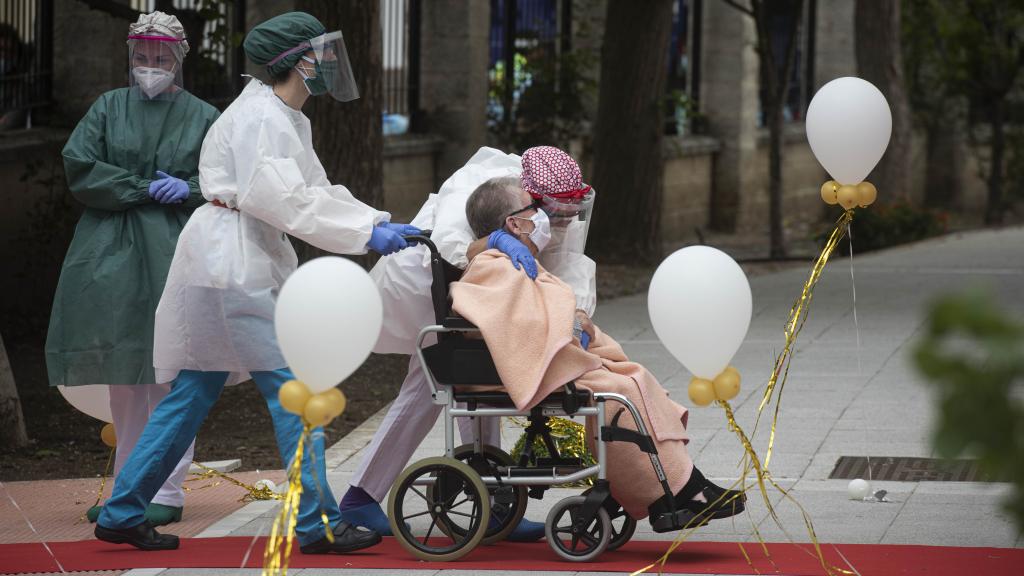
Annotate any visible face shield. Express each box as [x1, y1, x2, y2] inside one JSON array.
[[127, 36, 184, 100], [534, 187, 595, 260], [308, 31, 359, 102]]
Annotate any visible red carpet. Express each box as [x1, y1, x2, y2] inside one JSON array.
[[2, 536, 1021, 575]]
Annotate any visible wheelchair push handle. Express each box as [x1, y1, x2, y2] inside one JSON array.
[[401, 230, 440, 256]]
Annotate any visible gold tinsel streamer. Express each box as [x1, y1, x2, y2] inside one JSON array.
[[635, 211, 858, 576], [185, 461, 283, 503], [755, 210, 853, 469], [509, 416, 595, 486], [262, 426, 307, 576], [78, 446, 115, 524]]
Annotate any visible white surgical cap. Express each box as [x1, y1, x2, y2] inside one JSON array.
[[128, 11, 190, 58]]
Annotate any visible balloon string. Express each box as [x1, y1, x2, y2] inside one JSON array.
[[77, 446, 115, 524], [753, 210, 854, 469], [846, 222, 870, 484], [0, 480, 67, 573], [263, 425, 307, 576]]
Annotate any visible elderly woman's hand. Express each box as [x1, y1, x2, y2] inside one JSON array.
[[576, 310, 595, 349]]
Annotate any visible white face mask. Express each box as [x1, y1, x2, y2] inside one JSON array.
[[519, 210, 551, 252], [132, 66, 175, 98]]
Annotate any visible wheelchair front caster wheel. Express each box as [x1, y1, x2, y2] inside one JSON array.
[[545, 495, 612, 562], [388, 456, 490, 561], [606, 504, 636, 551]]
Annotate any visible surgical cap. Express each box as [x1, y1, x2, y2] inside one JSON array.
[[244, 12, 327, 76], [128, 11, 189, 58]]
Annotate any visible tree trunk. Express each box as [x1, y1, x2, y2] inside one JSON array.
[[589, 0, 674, 261], [0, 332, 28, 448], [855, 0, 912, 201], [986, 100, 1005, 225], [767, 97, 785, 259], [924, 119, 964, 208], [294, 0, 384, 266]]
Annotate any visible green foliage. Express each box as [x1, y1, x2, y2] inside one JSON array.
[[822, 203, 948, 253], [914, 290, 1024, 529]]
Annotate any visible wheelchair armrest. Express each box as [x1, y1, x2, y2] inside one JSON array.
[[561, 381, 581, 415]]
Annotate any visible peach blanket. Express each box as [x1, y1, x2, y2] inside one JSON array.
[[450, 250, 694, 518]]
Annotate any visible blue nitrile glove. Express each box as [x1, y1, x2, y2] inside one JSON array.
[[366, 223, 409, 255], [488, 229, 537, 280], [380, 222, 423, 244], [581, 331, 591, 350], [151, 170, 190, 204]]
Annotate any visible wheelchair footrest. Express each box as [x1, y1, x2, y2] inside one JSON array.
[[649, 508, 706, 533]]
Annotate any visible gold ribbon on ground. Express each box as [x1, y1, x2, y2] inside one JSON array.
[[186, 461, 283, 503], [262, 427, 307, 576]]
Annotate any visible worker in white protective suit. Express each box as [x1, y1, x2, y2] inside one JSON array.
[[338, 146, 597, 543], [95, 12, 416, 554]]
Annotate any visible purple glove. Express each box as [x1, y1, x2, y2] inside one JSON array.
[[150, 170, 189, 204], [487, 229, 537, 280], [366, 223, 409, 255], [580, 331, 591, 350]]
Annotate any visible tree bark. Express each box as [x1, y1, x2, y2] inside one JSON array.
[[855, 0, 912, 201], [986, 99, 1005, 225], [589, 0, 674, 261], [0, 332, 29, 448], [294, 0, 384, 265]]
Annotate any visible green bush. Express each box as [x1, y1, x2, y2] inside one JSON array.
[[914, 290, 1024, 529], [822, 202, 949, 253]]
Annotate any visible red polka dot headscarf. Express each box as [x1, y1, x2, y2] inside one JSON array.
[[520, 146, 592, 200]]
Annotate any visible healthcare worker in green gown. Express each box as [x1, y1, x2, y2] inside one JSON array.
[[45, 11, 219, 527]]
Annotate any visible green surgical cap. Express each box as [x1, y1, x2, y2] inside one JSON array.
[[244, 11, 326, 75]]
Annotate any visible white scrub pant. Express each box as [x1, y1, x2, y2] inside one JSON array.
[[108, 383, 195, 508], [350, 355, 501, 502]]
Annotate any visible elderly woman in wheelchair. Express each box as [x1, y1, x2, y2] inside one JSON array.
[[387, 177, 744, 562]]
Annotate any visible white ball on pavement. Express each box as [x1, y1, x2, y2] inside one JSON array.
[[255, 479, 277, 493], [848, 478, 871, 500]]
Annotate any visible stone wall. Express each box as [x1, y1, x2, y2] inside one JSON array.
[[660, 136, 719, 246]]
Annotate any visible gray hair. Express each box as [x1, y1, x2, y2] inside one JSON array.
[[465, 176, 522, 239]]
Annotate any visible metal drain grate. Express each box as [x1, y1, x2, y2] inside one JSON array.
[[829, 456, 988, 482]]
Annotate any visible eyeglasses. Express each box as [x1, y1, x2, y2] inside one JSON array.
[[505, 199, 541, 219]]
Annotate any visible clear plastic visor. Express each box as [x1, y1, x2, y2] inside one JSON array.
[[540, 189, 595, 258], [309, 30, 359, 102], [127, 37, 183, 101]]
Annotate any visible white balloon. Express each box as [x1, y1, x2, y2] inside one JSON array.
[[806, 77, 892, 185], [848, 478, 871, 500], [58, 384, 112, 423], [647, 246, 752, 380], [275, 257, 383, 393]]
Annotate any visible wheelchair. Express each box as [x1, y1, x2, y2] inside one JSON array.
[[386, 233, 696, 561]]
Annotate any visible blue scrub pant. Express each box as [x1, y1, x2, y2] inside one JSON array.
[[98, 369, 342, 546]]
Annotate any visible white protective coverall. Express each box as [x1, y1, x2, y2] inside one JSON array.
[[350, 146, 597, 501], [153, 79, 389, 382]]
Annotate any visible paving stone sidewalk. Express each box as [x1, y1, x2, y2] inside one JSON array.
[[113, 226, 1024, 575]]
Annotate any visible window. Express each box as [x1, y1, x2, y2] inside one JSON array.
[[665, 0, 703, 136], [759, 0, 816, 125]]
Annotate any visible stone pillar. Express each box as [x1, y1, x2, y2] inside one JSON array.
[[700, 0, 759, 232], [53, 0, 134, 123], [419, 0, 490, 182], [813, 0, 856, 89]]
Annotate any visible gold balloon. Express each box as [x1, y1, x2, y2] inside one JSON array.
[[100, 423, 117, 448], [321, 388, 347, 418], [279, 380, 312, 416], [303, 394, 334, 428], [688, 377, 716, 407], [713, 367, 741, 401], [820, 180, 838, 205], [837, 185, 859, 210], [856, 182, 877, 207]]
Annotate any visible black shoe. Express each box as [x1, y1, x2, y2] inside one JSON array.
[[299, 521, 382, 554], [679, 467, 745, 521], [701, 474, 747, 518], [95, 521, 179, 551]]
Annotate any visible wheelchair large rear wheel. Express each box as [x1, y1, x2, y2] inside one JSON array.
[[545, 495, 612, 562], [432, 444, 528, 545], [388, 457, 490, 561]]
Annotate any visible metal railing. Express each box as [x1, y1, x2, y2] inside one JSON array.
[[0, 0, 53, 129], [381, 0, 420, 123]]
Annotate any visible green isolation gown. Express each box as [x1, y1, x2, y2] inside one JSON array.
[[45, 87, 220, 387]]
